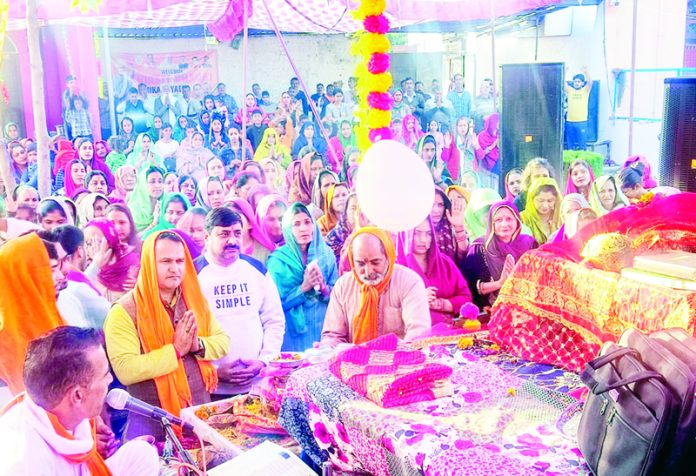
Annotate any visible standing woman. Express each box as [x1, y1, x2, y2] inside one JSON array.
[[316, 182, 349, 238], [127, 165, 165, 233], [226, 197, 277, 264], [397, 217, 472, 326], [565, 159, 595, 200], [589, 175, 629, 216], [391, 89, 409, 123], [127, 133, 162, 171], [520, 177, 562, 245], [463, 201, 537, 309], [267, 202, 338, 351]]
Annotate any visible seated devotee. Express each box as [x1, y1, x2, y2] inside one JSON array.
[[104, 231, 229, 440], [106, 203, 141, 249], [143, 192, 191, 238], [127, 165, 165, 233], [589, 175, 629, 216], [85, 170, 110, 195], [267, 203, 338, 351], [564, 208, 599, 240], [195, 208, 285, 396], [520, 177, 562, 245], [196, 176, 225, 212], [77, 192, 110, 225], [513, 157, 555, 212], [256, 194, 289, 247], [54, 225, 111, 329], [259, 158, 286, 195], [0, 198, 39, 243], [289, 148, 324, 205], [176, 132, 213, 182], [463, 201, 537, 309], [0, 327, 159, 475], [618, 162, 680, 201], [178, 174, 198, 206], [564, 159, 594, 200], [430, 187, 469, 262], [231, 171, 262, 202], [416, 134, 453, 189], [397, 218, 472, 326], [316, 182, 349, 238], [13, 184, 40, 212], [503, 168, 523, 201], [321, 227, 430, 346], [83, 218, 140, 302], [326, 192, 359, 262], [309, 169, 339, 220], [177, 207, 208, 251], [459, 169, 480, 195], [127, 133, 162, 172], [246, 183, 272, 211], [0, 233, 66, 394], [109, 165, 137, 203], [549, 193, 590, 243], [164, 172, 179, 194], [291, 122, 328, 158], [226, 197, 277, 264], [253, 126, 291, 169], [463, 188, 503, 240]]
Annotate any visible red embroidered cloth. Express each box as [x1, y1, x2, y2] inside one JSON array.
[[328, 334, 453, 408]]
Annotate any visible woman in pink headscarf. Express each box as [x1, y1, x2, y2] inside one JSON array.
[[475, 113, 500, 187], [83, 217, 140, 302], [397, 217, 472, 326], [624, 155, 657, 189], [564, 159, 595, 200], [400, 114, 424, 150], [225, 197, 277, 264]]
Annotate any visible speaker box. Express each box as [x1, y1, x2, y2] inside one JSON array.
[[659, 78, 696, 192], [500, 63, 564, 196]]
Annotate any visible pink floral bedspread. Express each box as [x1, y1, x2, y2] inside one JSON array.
[[282, 345, 589, 475]]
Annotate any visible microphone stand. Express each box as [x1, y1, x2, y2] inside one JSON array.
[[160, 416, 197, 472]]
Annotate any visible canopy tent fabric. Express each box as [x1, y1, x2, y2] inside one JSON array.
[[8, 0, 564, 34]]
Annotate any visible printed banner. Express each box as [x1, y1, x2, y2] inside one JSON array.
[[110, 50, 218, 97]]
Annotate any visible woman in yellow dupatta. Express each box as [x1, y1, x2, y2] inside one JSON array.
[[253, 127, 291, 169], [520, 177, 562, 245]]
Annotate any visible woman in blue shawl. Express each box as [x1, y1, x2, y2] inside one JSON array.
[[267, 202, 338, 351], [291, 122, 328, 159]]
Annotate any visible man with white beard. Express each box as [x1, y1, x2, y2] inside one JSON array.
[[321, 227, 430, 346]]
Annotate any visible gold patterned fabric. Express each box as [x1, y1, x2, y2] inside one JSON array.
[[488, 249, 696, 372]]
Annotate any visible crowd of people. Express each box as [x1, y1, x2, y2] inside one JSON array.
[[0, 71, 682, 474]]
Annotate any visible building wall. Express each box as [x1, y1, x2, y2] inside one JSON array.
[[99, 34, 356, 101]]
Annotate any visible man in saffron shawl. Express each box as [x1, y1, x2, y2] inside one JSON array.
[[0, 327, 159, 475], [104, 231, 229, 440], [321, 227, 431, 346]]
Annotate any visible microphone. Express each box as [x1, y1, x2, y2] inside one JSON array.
[[106, 388, 194, 433]]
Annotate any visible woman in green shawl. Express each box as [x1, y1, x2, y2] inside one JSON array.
[[463, 187, 503, 240], [142, 192, 191, 239], [267, 202, 338, 351], [127, 165, 165, 233], [127, 132, 162, 171], [173, 115, 188, 143], [146, 115, 164, 142], [520, 177, 562, 245], [588, 175, 629, 216]]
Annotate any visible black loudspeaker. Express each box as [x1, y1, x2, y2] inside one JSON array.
[[659, 78, 696, 192], [500, 63, 564, 196]]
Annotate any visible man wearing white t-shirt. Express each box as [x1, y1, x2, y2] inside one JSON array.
[[194, 208, 285, 397]]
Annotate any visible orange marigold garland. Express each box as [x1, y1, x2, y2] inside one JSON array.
[[352, 0, 393, 155]]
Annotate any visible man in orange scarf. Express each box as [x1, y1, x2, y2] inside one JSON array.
[[321, 227, 431, 346], [0, 326, 159, 475], [104, 231, 229, 441]]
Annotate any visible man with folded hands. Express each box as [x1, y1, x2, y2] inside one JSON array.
[[321, 227, 431, 346]]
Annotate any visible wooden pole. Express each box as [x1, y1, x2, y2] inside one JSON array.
[[627, 0, 639, 156], [25, 0, 51, 198], [241, 0, 249, 138]]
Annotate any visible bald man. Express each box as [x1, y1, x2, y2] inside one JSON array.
[[321, 227, 430, 346]]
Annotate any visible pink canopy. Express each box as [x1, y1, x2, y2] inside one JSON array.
[[8, 0, 564, 34]]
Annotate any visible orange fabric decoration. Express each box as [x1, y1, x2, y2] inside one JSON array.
[[347, 227, 397, 344], [134, 231, 218, 417], [0, 233, 64, 394], [0, 393, 111, 476]]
